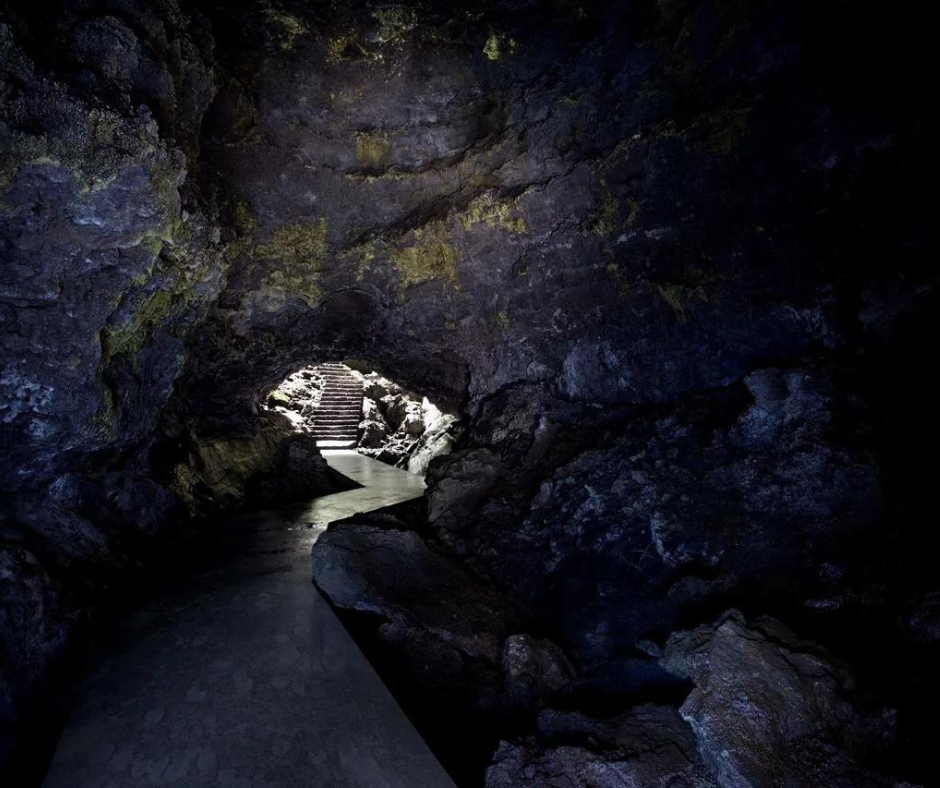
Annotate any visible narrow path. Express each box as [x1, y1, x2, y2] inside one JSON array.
[[302, 451, 426, 538], [43, 453, 452, 788]]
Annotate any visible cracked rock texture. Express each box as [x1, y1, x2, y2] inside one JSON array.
[[1, 0, 937, 783], [661, 611, 898, 788], [486, 704, 717, 788]]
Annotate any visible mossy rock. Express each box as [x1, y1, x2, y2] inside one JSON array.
[[391, 222, 458, 287], [460, 192, 527, 234], [355, 131, 391, 169], [255, 221, 328, 306]]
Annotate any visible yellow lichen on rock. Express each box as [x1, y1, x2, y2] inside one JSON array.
[[391, 222, 458, 287], [483, 32, 518, 61], [460, 192, 528, 234], [355, 131, 391, 169], [106, 290, 176, 357], [263, 5, 308, 51], [373, 7, 417, 46], [255, 221, 328, 306]]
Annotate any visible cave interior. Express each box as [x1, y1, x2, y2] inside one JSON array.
[[0, 0, 937, 786]]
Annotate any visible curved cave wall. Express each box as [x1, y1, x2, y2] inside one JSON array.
[[0, 0, 937, 783]]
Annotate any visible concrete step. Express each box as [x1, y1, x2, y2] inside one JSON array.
[[310, 364, 363, 447]]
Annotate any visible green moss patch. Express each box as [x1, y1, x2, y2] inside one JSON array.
[[327, 34, 380, 64], [592, 187, 620, 238], [106, 290, 176, 357]]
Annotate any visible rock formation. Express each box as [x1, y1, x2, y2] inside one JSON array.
[[1, 0, 936, 783]]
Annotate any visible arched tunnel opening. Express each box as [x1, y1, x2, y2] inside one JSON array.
[[264, 360, 458, 467], [1, 1, 938, 786]]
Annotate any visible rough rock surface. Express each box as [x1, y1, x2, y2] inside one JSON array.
[[429, 365, 882, 670], [247, 434, 353, 504], [661, 611, 897, 787], [0, 0, 937, 782], [500, 634, 574, 714], [313, 523, 524, 705], [359, 390, 457, 470], [486, 705, 716, 788], [312, 521, 576, 779]]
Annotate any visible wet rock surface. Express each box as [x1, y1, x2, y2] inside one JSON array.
[[0, 0, 937, 783]]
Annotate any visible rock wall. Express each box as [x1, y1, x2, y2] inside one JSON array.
[[1, 0, 937, 783], [355, 371, 458, 471]]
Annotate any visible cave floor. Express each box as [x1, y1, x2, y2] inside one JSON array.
[[42, 453, 451, 788]]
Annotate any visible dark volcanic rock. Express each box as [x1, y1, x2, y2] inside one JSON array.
[[0, 0, 937, 781], [313, 523, 523, 675], [486, 704, 716, 788], [662, 610, 897, 788], [0, 545, 68, 772], [501, 634, 574, 714], [313, 522, 578, 778], [358, 417, 389, 449], [431, 366, 882, 674], [247, 434, 353, 505]]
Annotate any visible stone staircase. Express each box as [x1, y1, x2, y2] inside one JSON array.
[[312, 362, 363, 447]]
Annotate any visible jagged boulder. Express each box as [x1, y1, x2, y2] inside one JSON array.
[[500, 634, 574, 714], [402, 410, 425, 436], [358, 418, 388, 449], [362, 373, 402, 401], [661, 611, 897, 787], [430, 367, 883, 670], [361, 396, 383, 423], [380, 394, 411, 432]]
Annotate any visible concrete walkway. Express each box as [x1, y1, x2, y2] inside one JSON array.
[[43, 453, 453, 788], [303, 451, 426, 537]]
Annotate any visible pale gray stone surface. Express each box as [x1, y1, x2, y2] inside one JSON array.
[[43, 453, 450, 788]]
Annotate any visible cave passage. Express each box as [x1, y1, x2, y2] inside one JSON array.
[[265, 360, 458, 471], [1, 0, 936, 785], [42, 451, 444, 787]]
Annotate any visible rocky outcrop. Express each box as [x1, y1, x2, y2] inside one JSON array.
[[357, 387, 457, 471], [0, 2, 220, 492], [661, 611, 897, 787], [486, 705, 716, 788], [427, 366, 882, 672], [313, 523, 525, 711], [0, 0, 937, 782], [264, 367, 324, 431], [247, 434, 354, 504]]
